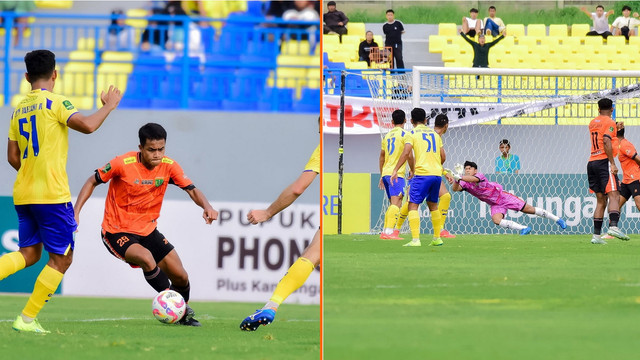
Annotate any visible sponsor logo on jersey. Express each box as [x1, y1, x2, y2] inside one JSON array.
[[124, 156, 137, 164], [162, 158, 174, 164]]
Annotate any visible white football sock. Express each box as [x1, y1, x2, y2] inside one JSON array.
[[534, 207, 559, 221], [499, 219, 527, 231]]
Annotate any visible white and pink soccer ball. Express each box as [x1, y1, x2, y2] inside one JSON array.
[[152, 290, 186, 324]]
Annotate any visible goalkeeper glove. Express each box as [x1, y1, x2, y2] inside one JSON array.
[[454, 163, 464, 176]]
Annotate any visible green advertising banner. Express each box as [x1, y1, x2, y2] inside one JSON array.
[[371, 174, 640, 235], [0, 196, 60, 293]]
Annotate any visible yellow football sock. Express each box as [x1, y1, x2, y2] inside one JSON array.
[[22, 265, 64, 319], [438, 192, 451, 230], [431, 209, 443, 238], [269, 257, 315, 305], [408, 210, 420, 240], [0, 252, 26, 281], [384, 205, 400, 230], [395, 201, 409, 229]]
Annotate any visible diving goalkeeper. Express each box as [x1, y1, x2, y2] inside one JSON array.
[[448, 161, 567, 234]]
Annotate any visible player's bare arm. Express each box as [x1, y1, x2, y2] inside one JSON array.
[[603, 135, 618, 175], [67, 85, 123, 134], [74, 174, 101, 228], [7, 140, 20, 171], [440, 147, 446, 164], [378, 149, 386, 189], [184, 187, 218, 224], [247, 170, 317, 225], [391, 143, 412, 184], [408, 150, 415, 178]]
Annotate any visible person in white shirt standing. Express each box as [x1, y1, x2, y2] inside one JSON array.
[[581, 5, 614, 38]]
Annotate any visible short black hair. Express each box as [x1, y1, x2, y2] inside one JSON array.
[[386, 9, 394, 14], [499, 139, 510, 146], [598, 98, 613, 110], [327, 1, 336, 6], [489, 6, 496, 10], [623, 5, 632, 11], [596, 5, 604, 10], [464, 161, 478, 169], [139, 123, 167, 146], [24, 50, 56, 83], [411, 108, 426, 124], [470, 8, 479, 13], [391, 109, 406, 125], [434, 114, 449, 127]]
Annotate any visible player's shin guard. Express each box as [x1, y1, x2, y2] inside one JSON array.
[[0, 252, 26, 281], [408, 210, 421, 240], [609, 211, 620, 227], [143, 266, 171, 293], [170, 281, 191, 303], [384, 205, 400, 233], [498, 219, 527, 231], [594, 218, 603, 235], [22, 265, 64, 319], [395, 201, 409, 229], [430, 209, 443, 238], [534, 207, 559, 221], [270, 257, 314, 305], [438, 192, 451, 226]]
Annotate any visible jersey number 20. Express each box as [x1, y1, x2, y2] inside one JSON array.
[[19, 115, 39, 159]]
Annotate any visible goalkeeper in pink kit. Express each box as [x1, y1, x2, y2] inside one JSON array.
[[448, 161, 567, 234]]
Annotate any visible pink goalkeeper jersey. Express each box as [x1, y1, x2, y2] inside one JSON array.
[[459, 172, 503, 205]]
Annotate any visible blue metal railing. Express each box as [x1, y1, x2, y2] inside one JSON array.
[[1, 12, 320, 112]]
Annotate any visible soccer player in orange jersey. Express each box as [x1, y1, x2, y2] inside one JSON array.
[[1, 49, 121, 333], [74, 123, 218, 326], [615, 122, 640, 213], [587, 98, 628, 244]]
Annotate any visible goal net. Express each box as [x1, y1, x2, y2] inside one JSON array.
[[365, 66, 640, 235]]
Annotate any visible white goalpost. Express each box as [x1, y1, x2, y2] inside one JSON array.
[[364, 66, 640, 235]]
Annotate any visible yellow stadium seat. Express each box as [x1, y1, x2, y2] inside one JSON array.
[[540, 36, 561, 48], [346, 22, 366, 38], [277, 55, 312, 66], [65, 96, 94, 110], [549, 24, 568, 37], [69, 50, 95, 61], [571, 24, 590, 36], [441, 45, 459, 62], [606, 35, 625, 50], [438, 23, 457, 36], [629, 36, 640, 46], [62, 62, 95, 97], [306, 69, 320, 88], [429, 35, 446, 53], [346, 61, 368, 69], [497, 35, 515, 47], [527, 24, 546, 37], [35, 1, 73, 8], [125, 9, 148, 29], [323, 34, 339, 46], [561, 37, 580, 52], [582, 36, 603, 47], [517, 37, 537, 50], [341, 35, 361, 46], [506, 24, 525, 38], [281, 40, 311, 55], [102, 51, 134, 62]]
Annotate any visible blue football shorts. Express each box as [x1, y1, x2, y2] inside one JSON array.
[[409, 175, 441, 204], [15, 202, 77, 255], [382, 175, 406, 199]]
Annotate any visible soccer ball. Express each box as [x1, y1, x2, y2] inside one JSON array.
[[152, 290, 186, 324]]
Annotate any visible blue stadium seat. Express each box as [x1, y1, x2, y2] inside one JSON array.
[[258, 88, 294, 112], [293, 88, 320, 112]]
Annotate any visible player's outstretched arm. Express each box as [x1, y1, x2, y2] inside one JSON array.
[[67, 86, 122, 134], [185, 187, 218, 224], [247, 170, 318, 225], [74, 174, 101, 229], [7, 140, 20, 171]]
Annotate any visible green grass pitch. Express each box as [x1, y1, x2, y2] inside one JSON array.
[[324, 234, 640, 360], [0, 295, 318, 360]]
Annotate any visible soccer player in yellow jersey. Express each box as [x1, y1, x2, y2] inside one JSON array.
[[391, 108, 445, 247], [379, 109, 412, 240], [240, 143, 319, 331], [2, 50, 122, 333]]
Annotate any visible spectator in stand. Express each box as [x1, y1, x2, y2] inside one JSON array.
[[0, 0, 35, 47], [282, 0, 320, 41], [460, 32, 504, 68], [581, 5, 614, 38], [462, 8, 482, 37], [181, 1, 247, 31], [383, 9, 405, 69], [141, 8, 169, 54], [483, 5, 506, 36], [266, 0, 295, 19], [611, 5, 640, 40], [495, 139, 521, 174], [323, 1, 348, 38], [107, 9, 136, 51], [164, 1, 205, 64], [358, 31, 379, 66]]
